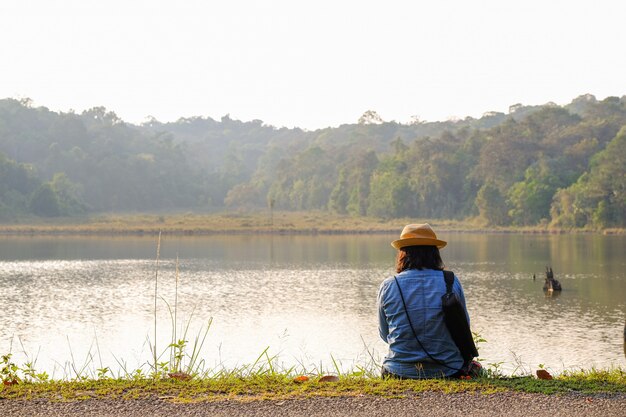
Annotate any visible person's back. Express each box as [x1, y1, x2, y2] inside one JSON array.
[[377, 224, 472, 379]]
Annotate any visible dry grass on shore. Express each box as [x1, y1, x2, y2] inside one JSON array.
[[1, 211, 622, 236], [0, 212, 399, 235]]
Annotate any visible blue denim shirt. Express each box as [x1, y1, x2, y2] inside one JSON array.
[[378, 269, 469, 378]]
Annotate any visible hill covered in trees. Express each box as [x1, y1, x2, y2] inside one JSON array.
[[0, 95, 624, 229]]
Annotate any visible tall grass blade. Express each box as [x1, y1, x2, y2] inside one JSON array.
[[249, 346, 270, 376], [153, 230, 162, 376], [330, 353, 342, 376], [173, 253, 179, 362], [186, 318, 213, 375]]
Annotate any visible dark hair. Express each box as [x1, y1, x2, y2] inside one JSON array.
[[395, 245, 445, 273]]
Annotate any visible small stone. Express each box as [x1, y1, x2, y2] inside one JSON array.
[[536, 369, 553, 380], [168, 372, 192, 381]]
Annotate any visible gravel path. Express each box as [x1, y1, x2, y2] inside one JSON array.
[[2, 392, 626, 417]]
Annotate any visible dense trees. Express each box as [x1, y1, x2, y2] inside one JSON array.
[[0, 95, 624, 228], [0, 152, 40, 219], [551, 127, 626, 228], [0, 99, 205, 217]]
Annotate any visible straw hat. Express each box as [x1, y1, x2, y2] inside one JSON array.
[[391, 223, 447, 250]]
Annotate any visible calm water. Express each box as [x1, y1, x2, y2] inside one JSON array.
[[0, 233, 625, 376]]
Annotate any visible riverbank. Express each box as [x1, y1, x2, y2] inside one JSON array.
[[2, 373, 626, 417], [0, 212, 623, 236], [2, 369, 626, 401]]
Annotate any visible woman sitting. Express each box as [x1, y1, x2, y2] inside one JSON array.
[[378, 223, 477, 379]]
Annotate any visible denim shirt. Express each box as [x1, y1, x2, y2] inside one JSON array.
[[377, 269, 469, 378]]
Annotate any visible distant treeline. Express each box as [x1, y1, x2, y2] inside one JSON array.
[[0, 95, 624, 228]]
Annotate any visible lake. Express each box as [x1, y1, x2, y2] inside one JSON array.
[[0, 233, 625, 377]]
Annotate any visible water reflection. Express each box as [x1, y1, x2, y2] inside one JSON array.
[[0, 233, 624, 375]]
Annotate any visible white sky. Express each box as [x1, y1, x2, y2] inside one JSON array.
[[1, 0, 625, 129]]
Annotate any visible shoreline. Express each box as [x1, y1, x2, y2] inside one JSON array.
[[0, 228, 620, 237], [0, 212, 623, 236], [2, 362, 625, 413], [2, 372, 626, 399]]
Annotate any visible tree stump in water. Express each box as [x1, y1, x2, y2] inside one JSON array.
[[543, 266, 562, 292]]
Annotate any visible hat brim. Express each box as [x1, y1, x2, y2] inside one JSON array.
[[391, 237, 447, 250]]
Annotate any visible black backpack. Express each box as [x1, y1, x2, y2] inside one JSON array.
[[441, 271, 479, 363]]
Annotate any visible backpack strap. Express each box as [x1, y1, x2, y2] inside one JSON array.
[[443, 270, 455, 294]]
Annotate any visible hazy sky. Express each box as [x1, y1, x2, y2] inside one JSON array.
[[1, 0, 625, 128]]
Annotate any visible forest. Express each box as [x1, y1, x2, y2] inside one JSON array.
[[0, 94, 624, 228]]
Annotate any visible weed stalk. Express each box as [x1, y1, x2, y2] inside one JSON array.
[[153, 230, 162, 377]]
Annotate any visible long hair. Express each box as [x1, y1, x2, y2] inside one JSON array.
[[395, 245, 445, 273]]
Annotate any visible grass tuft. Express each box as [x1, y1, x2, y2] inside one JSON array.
[[2, 369, 625, 403]]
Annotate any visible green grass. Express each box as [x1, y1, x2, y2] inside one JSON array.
[[0, 376, 499, 402], [1, 368, 625, 403], [484, 368, 626, 395], [4, 336, 624, 402]]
